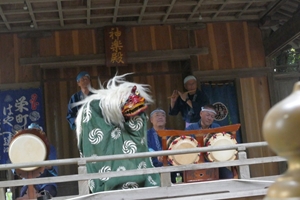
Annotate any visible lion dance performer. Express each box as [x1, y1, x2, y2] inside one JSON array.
[[75, 74, 161, 192]]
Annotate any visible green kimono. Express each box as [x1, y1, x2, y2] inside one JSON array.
[[78, 100, 161, 192]]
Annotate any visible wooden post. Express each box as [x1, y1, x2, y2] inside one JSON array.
[[238, 146, 250, 179], [160, 172, 172, 187], [78, 160, 89, 195], [0, 188, 4, 199]]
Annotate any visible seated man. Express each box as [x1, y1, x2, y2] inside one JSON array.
[[186, 104, 236, 179], [147, 108, 165, 167], [147, 108, 184, 183], [17, 123, 58, 199]]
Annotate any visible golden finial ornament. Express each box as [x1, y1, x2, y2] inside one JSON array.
[[263, 81, 300, 199]]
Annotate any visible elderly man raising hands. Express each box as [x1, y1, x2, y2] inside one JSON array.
[[169, 75, 209, 128]]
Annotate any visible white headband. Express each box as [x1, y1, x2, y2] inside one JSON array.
[[201, 107, 217, 115], [183, 75, 196, 84]]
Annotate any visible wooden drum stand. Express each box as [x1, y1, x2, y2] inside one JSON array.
[[157, 124, 240, 183]]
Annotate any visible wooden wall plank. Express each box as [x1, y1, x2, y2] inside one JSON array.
[[134, 26, 152, 51], [243, 22, 252, 68], [77, 29, 96, 54], [150, 26, 156, 50], [214, 23, 232, 70], [19, 37, 33, 58], [193, 22, 265, 71], [40, 33, 56, 56], [56, 31, 74, 56], [95, 29, 104, 54], [228, 22, 248, 69], [55, 32, 61, 56], [170, 26, 189, 49], [239, 76, 278, 177], [0, 34, 15, 83], [248, 25, 266, 68], [72, 30, 79, 55], [207, 23, 219, 70], [13, 35, 20, 83], [194, 28, 212, 71], [227, 23, 235, 69], [91, 29, 97, 54], [126, 27, 135, 52], [154, 26, 172, 50]]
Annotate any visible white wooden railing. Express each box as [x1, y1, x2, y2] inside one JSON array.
[[0, 141, 286, 200]]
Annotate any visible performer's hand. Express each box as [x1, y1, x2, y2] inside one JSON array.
[[178, 91, 188, 102], [170, 90, 179, 108], [170, 90, 179, 100]]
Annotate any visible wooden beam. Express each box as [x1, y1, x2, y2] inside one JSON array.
[[0, 82, 40, 90], [112, 0, 120, 24], [138, 0, 148, 23], [25, 0, 37, 28], [175, 23, 206, 30], [57, 0, 64, 26], [19, 48, 208, 68], [259, 0, 288, 18], [188, 0, 204, 21], [0, 5, 11, 30], [162, 0, 176, 23], [17, 31, 52, 38], [193, 67, 272, 81], [264, 8, 300, 57]]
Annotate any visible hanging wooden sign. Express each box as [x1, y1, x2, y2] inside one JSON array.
[[104, 26, 127, 67]]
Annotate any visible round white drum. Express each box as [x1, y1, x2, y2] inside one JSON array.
[[168, 136, 200, 166], [9, 133, 47, 171], [205, 132, 237, 162]]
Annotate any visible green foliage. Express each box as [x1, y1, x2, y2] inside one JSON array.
[[274, 48, 300, 73], [286, 48, 300, 65]]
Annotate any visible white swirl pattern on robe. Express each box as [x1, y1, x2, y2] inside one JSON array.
[[137, 161, 147, 169], [88, 179, 95, 191], [122, 140, 137, 154], [111, 127, 122, 139], [82, 106, 92, 123], [147, 176, 157, 185], [122, 182, 139, 189], [88, 128, 104, 145], [128, 116, 143, 131], [99, 166, 111, 181], [117, 166, 126, 171]]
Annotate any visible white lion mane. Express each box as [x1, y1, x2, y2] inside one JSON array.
[[74, 73, 153, 145]]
